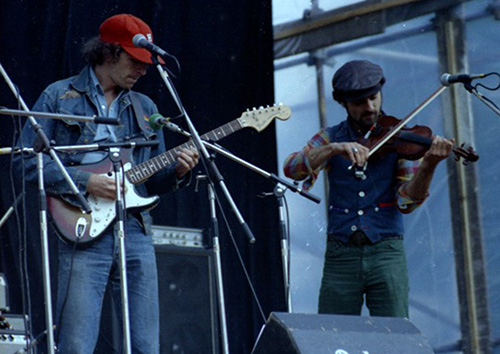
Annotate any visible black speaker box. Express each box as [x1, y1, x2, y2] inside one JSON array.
[[155, 245, 220, 354], [252, 312, 434, 354], [96, 245, 220, 354]]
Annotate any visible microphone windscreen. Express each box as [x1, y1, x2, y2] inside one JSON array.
[[440, 73, 451, 86], [147, 113, 163, 130], [132, 34, 146, 48]]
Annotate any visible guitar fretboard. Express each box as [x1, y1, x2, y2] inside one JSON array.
[[126, 119, 243, 184]]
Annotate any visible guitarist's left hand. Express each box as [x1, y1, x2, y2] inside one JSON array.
[[175, 148, 200, 178]]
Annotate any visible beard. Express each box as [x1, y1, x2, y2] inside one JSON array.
[[348, 110, 381, 134]]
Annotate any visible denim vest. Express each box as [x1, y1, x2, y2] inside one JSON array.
[[326, 120, 404, 243], [16, 65, 181, 235]]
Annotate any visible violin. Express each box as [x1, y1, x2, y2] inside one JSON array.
[[360, 115, 479, 164], [348, 85, 478, 180]]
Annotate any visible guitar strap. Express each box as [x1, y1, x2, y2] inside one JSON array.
[[129, 91, 157, 140]]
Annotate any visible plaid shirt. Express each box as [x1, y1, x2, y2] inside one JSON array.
[[283, 129, 427, 214]]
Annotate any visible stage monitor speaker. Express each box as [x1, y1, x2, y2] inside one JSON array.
[[251, 312, 434, 354], [155, 244, 220, 354]]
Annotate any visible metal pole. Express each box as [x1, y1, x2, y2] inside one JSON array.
[[108, 148, 132, 354], [206, 181, 230, 354], [435, 6, 490, 353], [37, 154, 55, 354]]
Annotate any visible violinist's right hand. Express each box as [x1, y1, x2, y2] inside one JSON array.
[[307, 142, 369, 169], [331, 142, 370, 167]]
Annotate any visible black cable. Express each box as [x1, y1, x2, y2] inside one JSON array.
[[282, 194, 291, 290], [161, 53, 181, 80], [54, 234, 78, 349], [473, 72, 500, 92], [12, 92, 35, 353]]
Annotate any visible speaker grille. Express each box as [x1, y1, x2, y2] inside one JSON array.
[[155, 245, 219, 354]]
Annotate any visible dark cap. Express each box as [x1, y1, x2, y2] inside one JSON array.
[[332, 60, 385, 102]]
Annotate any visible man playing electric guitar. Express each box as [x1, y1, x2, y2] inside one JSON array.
[[15, 14, 199, 353]]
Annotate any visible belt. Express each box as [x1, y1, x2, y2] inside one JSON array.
[[328, 231, 372, 247]]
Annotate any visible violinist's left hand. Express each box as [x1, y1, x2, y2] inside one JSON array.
[[423, 136, 454, 166]]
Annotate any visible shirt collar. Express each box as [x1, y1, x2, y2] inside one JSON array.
[[89, 66, 128, 98], [89, 66, 105, 96]]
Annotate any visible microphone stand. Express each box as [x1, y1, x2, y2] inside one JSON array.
[[0, 62, 98, 354], [108, 147, 132, 354], [0, 107, 119, 125], [272, 183, 292, 312], [150, 57, 256, 243], [54, 140, 157, 354], [0, 61, 123, 353], [257, 183, 293, 312], [164, 123, 320, 316], [149, 51, 319, 347], [151, 57, 242, 354], [199, 141, 320, 315], [163, 123, 320, 205], [195, 174, 230, 354]]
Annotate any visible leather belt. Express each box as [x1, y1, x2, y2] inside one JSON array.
[[328, 231, 372, 246]]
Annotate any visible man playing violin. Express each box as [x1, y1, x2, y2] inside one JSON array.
[[283, 59, 453, 318]]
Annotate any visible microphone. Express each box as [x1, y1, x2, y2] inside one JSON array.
[[132, 34, 168, 60], [147, 114, 186, 135], [440, 73, 486, 86]]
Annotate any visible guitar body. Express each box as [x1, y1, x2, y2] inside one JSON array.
[[47, 150, 159, 245]]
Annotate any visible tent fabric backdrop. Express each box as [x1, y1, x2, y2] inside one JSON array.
[[0, 1, 285, 353]]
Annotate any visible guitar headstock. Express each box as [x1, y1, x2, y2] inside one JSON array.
[[238, 104, 291, 132]]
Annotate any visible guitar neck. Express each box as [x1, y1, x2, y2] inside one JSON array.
[[126, 118, 244, 184]]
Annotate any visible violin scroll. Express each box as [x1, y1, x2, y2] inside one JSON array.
[[453, 143, 479, 165]]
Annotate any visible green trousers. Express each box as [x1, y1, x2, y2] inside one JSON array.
[[318, 237, 409, 318]]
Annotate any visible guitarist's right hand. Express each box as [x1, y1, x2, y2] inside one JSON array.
[[87, 174, 124, 200]]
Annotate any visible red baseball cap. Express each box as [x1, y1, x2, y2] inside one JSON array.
[[99, 14, 164, 64]]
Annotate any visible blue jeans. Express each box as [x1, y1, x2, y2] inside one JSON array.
[[56, 215, 159, 353], [318, 237, 409, 318]]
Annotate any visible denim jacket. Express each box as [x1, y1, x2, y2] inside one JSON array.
[[15, 65, 185, 234]]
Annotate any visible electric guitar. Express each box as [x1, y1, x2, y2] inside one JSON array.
[[47, 105, 291, 244]]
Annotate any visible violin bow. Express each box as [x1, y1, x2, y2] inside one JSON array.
[[367, 85, 448, 158]]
